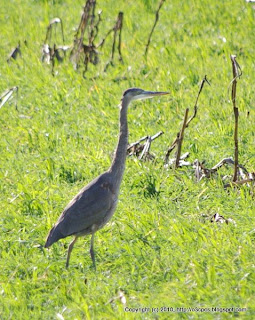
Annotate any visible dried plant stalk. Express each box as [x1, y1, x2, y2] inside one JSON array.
[[42, 17, 67, 75], [44, 18, 65, 45], [70, 0, 99, 73], [127, 131, 163, 160], [186, 75, 210, 127], [144, 0, 165, 57], [230, 55, 242, 182], [193, 157, 254, 188], [100, 12, 124, 71], [164, 75, 209, 164], [224, 178, 254, 189], [175, 108, 189, 168], [139, 136, 152, 160], [7, 42, 21, 63], [151, 131, 164, 141], [127, 135, 149, 153], [0, 87, 19, 110]]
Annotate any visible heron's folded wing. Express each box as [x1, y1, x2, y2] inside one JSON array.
[[56, 177, 115, 236]]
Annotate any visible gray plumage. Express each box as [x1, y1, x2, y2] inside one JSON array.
[[44, 88, 169, 268]]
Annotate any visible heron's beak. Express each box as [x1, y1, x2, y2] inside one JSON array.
[[134, 90, 170, 100]]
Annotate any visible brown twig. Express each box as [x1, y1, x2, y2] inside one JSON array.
[[0, 87, 19, 110], [224, 178, 254, 189], [193, 157, 252, 184], [101, 12, 124, 71], [175, 108, 189, 168], [42, 18, 67, 74], [166, 152, 190, 168], [210, 213, 236, 225], [230, 55, 242, 182], [194, 159, 203, 181], [91, 10, 102, 44], [7, 42, 21, 63], [211, 157, 248, 174], [127, 131, 163, 160], [127, 135, 148, 153], [186, 75, 210, 127], [164, 76, 209, 165], [70, 0, 99, 73], [139, 136, 152, 160], [144, 0, 165, 57], [41, 44, 51, 64], [151, 131, 164, 141], [44, 17, 65, 45]]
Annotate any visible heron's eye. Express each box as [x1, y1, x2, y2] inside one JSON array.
[[123, 88, 141, 97]]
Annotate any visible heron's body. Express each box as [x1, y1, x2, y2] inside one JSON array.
[[45, 172, 117, 244], [45, 88, 168, 268]]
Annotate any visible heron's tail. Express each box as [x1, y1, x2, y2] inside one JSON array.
[[44, 225, 64, 248]]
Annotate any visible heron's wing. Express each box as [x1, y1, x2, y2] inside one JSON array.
[[56, 174, 116, 236]]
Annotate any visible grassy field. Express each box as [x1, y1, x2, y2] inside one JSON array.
[[1, 0, 255, 319]]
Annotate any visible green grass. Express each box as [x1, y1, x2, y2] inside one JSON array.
[[1, 0, 255, 319]]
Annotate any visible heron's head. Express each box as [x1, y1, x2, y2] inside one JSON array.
[[122, 88, 169, 103]]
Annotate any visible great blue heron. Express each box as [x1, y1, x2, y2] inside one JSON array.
[[44, 88, 169, 268]]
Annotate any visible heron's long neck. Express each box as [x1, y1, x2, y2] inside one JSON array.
[[109, 99, 129, 188]]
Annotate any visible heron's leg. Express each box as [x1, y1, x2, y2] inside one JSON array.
[[90, 233, 96, 270], [66, 236, 77, 268]]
